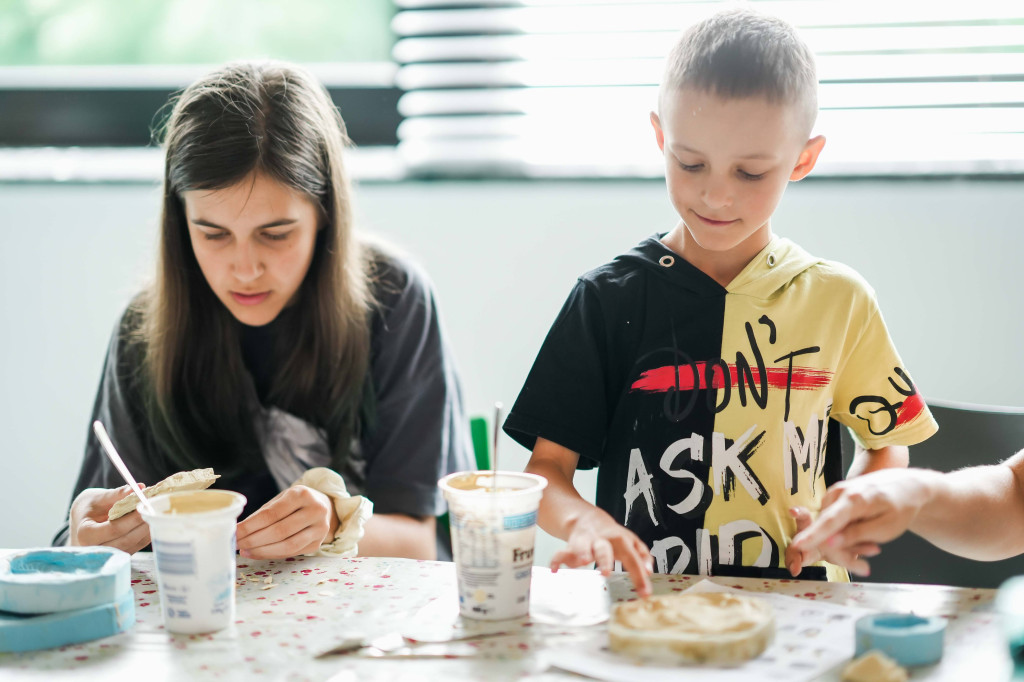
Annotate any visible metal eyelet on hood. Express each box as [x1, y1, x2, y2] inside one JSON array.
[[659, 255, 675, 267], [767, 252, 777, 267]]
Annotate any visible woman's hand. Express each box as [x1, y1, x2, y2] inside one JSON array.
[[552, 505, 654, 597], [236, 485, 338, 559], [69, 485, 151, 554]]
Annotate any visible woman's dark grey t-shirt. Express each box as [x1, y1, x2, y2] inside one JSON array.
[[53, 250, 473, 546]]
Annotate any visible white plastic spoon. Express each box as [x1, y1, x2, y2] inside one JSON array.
[[92, 420, 156, 516], [491, 402, 503, 491]]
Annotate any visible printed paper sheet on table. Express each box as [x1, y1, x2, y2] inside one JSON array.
[[543, 579, 876, 682]]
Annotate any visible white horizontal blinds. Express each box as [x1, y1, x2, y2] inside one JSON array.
[[393, 1, 1024, 177]]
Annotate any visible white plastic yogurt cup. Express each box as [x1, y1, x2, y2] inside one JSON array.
[[139, 489, 246, 634], [439, 471, 547, 620]]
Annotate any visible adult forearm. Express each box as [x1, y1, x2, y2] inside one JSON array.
[[359, 513, 437, 560], [910, 461, 1024, 561]]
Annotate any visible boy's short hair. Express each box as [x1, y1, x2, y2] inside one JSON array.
[[660, 7, 818, 135]]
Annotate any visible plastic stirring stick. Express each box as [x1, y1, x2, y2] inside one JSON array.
[[92, 420, 156, 515], [491, 402, 503, 491]]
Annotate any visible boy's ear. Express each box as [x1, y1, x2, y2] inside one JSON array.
[[650, 111, 666, 152], [790, 135, 826, 181]]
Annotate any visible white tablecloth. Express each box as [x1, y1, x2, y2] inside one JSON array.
[[0, 553, 1011, 681]]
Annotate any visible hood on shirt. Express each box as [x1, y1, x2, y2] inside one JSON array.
[[615, 234, 822, 300]]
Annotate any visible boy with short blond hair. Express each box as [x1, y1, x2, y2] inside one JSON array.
[[503, 8, 937, 595]]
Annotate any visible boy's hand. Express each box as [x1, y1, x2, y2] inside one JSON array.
[[236, 485, 337, 559], [785, 507, 815, 576], [552, 506, 654, 598], [69, 485, 152, 554]]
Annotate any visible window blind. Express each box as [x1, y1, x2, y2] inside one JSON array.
[[392, 0, 1024, 178]]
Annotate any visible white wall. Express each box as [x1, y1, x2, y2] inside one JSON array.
[[2, 178, 1022, 562]]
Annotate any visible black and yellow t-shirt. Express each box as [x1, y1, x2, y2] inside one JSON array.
[[505, 234, 937, 581]]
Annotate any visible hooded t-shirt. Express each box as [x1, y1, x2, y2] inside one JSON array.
[[504, 234, 937, 581]]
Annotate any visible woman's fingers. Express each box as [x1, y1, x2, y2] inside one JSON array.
[[237, 502, 323, 558], [238, 487, 331, 535], [71, 487, 148, 547], [87, 485, 135, 518], [76, 510, 150, 552], [237, 487, 333, 557], [236, 490, 292, 541], [99, 516, 152, 554], [237, 511, 308, 553], [238, 525, 324, 560]]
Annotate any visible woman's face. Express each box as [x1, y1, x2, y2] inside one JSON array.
[[182, 171, 320, 327]]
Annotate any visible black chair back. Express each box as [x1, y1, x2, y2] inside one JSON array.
[[840, 399, 1024, 588]]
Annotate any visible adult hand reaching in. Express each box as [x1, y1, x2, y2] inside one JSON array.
[[786, 468, 937, 577], [786, 505, 881, 577]]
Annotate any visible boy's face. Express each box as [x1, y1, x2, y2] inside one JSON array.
[[652, 88, 823, 266]]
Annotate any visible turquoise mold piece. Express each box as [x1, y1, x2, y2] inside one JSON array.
[[0, 587, 136, 652], [0, 547, 131, 614]]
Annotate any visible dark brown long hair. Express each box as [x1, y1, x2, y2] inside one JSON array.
[[136, 60, 374, 475]]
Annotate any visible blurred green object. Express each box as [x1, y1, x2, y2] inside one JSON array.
[[469, 414, 492, 471], [438, 415, 493, 555], [0, 0, 393, 66]]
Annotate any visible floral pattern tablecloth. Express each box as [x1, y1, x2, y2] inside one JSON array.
[[0, 553, 1010, 681]]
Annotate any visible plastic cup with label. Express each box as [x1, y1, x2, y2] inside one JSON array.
[[139, 489, 246, 634], [438, 471, 547, 620]]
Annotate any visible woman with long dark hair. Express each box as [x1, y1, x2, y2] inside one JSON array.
[[54, 61, 472, 560]]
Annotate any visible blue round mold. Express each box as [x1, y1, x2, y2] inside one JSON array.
[[855, 612, 946, 666]]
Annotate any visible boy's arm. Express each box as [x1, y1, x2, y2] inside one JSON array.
[[846, 443, 909, 478], [526, 437, 653, 597]]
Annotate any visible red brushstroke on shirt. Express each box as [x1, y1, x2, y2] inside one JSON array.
[[895, 392, 925, 426], [630, 362, 832, 393]]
